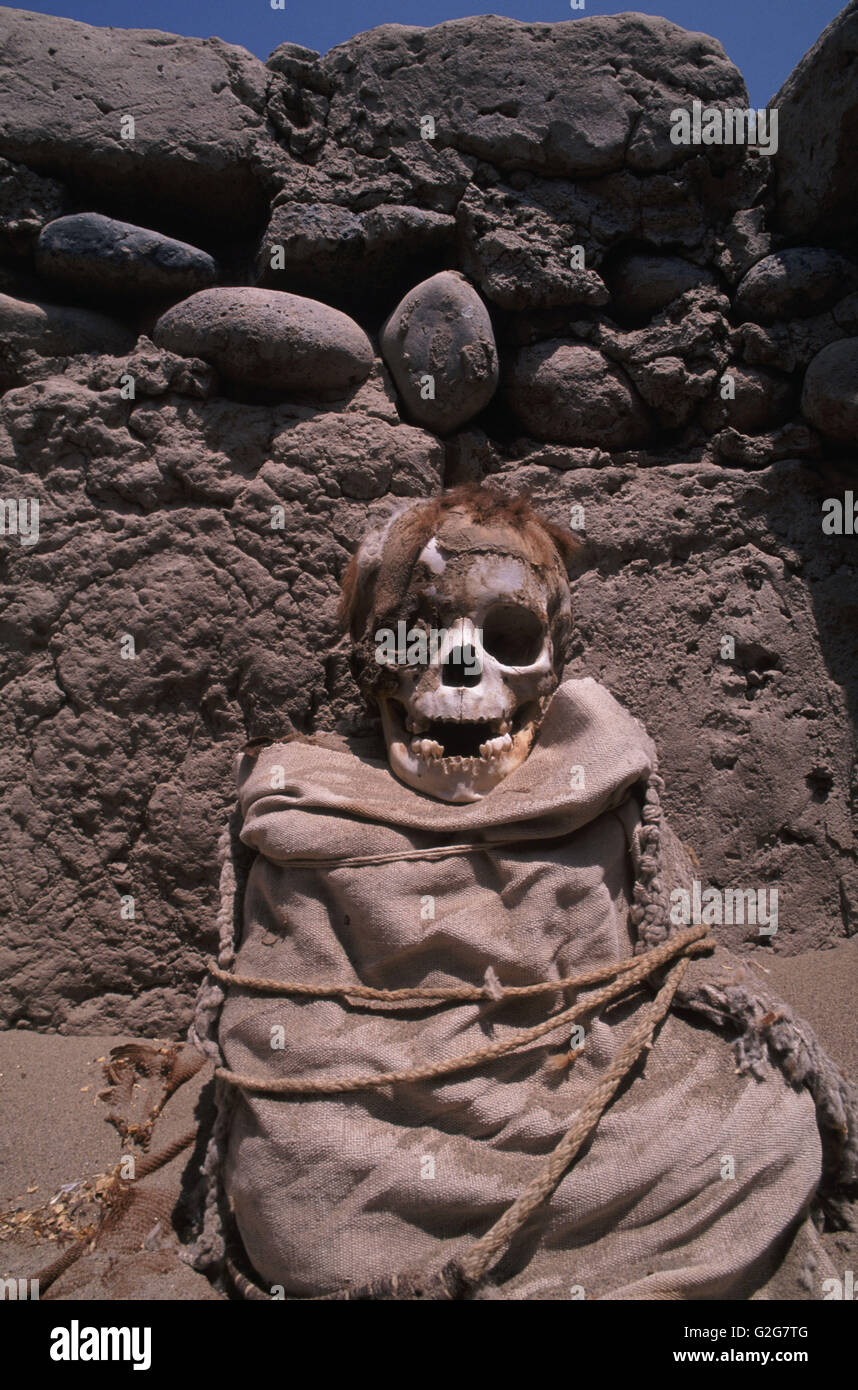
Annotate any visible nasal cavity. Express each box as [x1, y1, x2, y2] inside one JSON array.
[[442, 645, 482, 688]]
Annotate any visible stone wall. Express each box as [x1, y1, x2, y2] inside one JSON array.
[[0, 5, 855, 1034]]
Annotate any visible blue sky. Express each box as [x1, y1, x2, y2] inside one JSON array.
[[15, 1, 845, 108]]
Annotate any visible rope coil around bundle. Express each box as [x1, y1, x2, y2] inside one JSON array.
[[207, 922, 699, 1004], [213, 922, 712, 1099], [212, 921, 713, 1299]]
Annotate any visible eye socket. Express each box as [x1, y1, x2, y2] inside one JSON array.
[[481, 604, 546, 666]]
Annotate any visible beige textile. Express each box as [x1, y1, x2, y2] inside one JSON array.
[[219, 679, 827, 1299]]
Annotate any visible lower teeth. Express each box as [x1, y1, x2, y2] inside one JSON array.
[[410, 737, 443, 759], [405, 718, 518, 765]]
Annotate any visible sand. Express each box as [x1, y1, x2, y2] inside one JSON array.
[[0, 1031, 133, 1206], [748, 938, 858, 1080]]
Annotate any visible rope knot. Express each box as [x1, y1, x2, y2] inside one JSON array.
[[483, 965, 504, 1002]]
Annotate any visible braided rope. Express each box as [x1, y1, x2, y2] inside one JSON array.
[[255, 836, 556, 870], [35, 1129, 199, 1296], [226, 1257, 270, 1301], [455, 953, 690, 1288], [207, 930, 696, 1005], [631, 770, 670, 951], [215, 924, 711, 1098], [184, 811, 244, 1274]]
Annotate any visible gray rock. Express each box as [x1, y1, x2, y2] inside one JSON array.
[[736, 314, 848, 375], [625, 355, 717, 432], [153, 288, 374, 396], [715, 207, 773, 286], [772, 0, 858, 242], [735, 249, 858, 325], [625, 98, 702, 174], [362, 204, 455, 267], [36, 214, 218, 299], [266, 15, 753, 323], [713, 422, 819, 469], [380, 271, 498, 433], [258, 202, 455, 301], [456, 185, 609, 312], [316, 15, 746, 181], [261, 204, 365, 279], [266, 41, 330, 92], [0, 292, 133, 387], [0, 157, 69, 258], [801, 339, 858, 444], [266, 12, 750, 247], [506, 342, 649, 447], [597, 286, 732, 430], [834, 293, 858, 335], [608, 254, 716, 320], [700, 366, 794, 435], [85, 336, 216, 401], [0, 8, 280, 227]]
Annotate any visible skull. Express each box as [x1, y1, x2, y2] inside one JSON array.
[[340, 485, 579, 803]]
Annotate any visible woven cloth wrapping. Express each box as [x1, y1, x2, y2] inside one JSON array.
[[190, 678, 858, 1300]]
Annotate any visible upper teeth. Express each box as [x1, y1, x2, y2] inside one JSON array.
[[405, 715, 429, 734]]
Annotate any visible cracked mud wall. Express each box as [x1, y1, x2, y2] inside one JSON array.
[[0, 6, 855, 1034]]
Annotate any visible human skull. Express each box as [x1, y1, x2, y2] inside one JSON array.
[[340, 486, 578, 803]]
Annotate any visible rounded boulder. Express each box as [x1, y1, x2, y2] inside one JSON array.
[[700, 366, 794, 435], [801, 339, 858, 444], [36, 213, 218, 299], [153, 288, 373, 395], [0, 291, 133, 358], [608, 254, 716, 321], [506, 342, 649, 448], [380, 271, 498, 434], [735, 249, 858, 325]]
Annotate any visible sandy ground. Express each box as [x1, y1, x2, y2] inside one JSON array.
[[748, 938, 858, 1080], [0, 1032, 135, 1206], [0, 1032, 218, 1296]]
